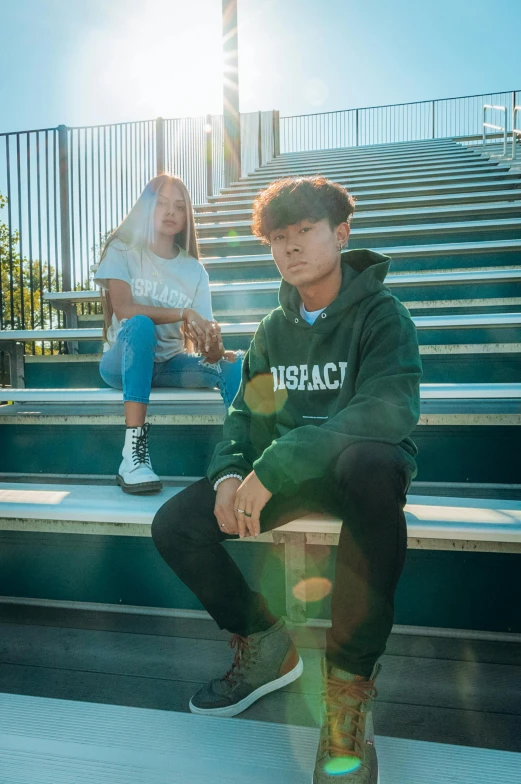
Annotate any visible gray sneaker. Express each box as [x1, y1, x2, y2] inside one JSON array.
[[189, 618, 303, 718], [314, 658, 381, 784]]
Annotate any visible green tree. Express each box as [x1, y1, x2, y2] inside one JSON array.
[[0, 192, 61, 353]]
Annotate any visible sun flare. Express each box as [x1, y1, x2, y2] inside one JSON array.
[[71, 0, 224, 123]]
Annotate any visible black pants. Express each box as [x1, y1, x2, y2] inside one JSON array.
[[151, 441, 414, 677]]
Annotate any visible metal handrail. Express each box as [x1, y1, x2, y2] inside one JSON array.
[[513, 106, 521, 160], [483, 104, 508, 156], [282, 89, 521, 119]]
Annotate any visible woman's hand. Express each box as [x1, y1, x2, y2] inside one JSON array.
[[182, 309, 222, 355], [184, 312, 224, 359]]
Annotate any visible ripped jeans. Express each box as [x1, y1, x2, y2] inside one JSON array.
[[99, 314, 244, 409]]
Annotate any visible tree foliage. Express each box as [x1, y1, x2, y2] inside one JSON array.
[[0, 192, 61, 353]]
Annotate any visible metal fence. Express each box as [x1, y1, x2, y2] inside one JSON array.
[[280, 90, 521, 153], [68, 120, 157, 296], [0, 128, 63, 351], [163, 116, 208, 206], [0, 111, 276, 357], [1, 90, 520, 361]]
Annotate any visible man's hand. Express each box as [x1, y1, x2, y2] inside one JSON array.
[[214, 477, 242, 534], [234, 471, 273, 538]]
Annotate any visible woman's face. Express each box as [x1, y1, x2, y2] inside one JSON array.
[[153, 182, 187, 237]]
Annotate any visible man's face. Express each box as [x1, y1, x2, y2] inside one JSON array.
[[269, 218, 350, 288]]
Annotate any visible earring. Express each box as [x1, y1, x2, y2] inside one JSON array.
[[337, 243, 343, 251]]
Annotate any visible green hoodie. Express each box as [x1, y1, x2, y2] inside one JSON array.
[[207, 248, 422, 495]]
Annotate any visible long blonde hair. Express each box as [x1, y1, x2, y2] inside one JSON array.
[[99, 174, 200, 342]]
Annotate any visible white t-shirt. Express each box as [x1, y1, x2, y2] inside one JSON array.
[[299, 301, 326, 325], [94, 239, 213, 363]]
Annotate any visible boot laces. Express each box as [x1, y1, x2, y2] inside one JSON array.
[[132, 423, 151, 467], [222, 634, 257, 687], [323, 673, 378, 759]]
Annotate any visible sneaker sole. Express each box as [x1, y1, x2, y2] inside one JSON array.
[[188, 654, 304, 718], [116, 475, 163, 494]]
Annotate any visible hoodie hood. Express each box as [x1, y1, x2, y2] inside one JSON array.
[[278, 248, 392, 324]]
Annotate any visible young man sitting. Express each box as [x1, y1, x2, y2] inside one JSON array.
[[152, 176, 422, 783]]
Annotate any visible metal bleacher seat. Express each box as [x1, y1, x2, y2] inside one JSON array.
[[1, 470, 520, 628], [2, 690, 518, 783], [1, 377, 520, 629], [42, 263, 521, 307]]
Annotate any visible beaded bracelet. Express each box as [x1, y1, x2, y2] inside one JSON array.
[[213, 473, 243, 492]]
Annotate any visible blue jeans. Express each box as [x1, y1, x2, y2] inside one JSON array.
[[99, 314, 243, 409]]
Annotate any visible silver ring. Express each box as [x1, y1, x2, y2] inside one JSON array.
[[221, 523, 226, 528], [237, 508, 245, 514]]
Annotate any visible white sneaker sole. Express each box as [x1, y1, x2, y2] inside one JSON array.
[[189, 654, 304, 718]]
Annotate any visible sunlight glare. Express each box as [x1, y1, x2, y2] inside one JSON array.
[[0, 489, 69, 505], [71, 0, 223, 123]]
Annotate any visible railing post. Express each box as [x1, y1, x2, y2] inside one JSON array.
[[58, 125, 71, 294], [156, 116, 165, 175], [432, 100, 436, 139], [258, 110, 263, 168], [223, 113, 241, 186], [205, 114, 213, 199], [512, 91, 517, 154], [514, 100, 521, 161], [272, 109, 280, 158], [4, 342, 25, 388], [355, 109, 359, 147], [222, 0, 241, 185]]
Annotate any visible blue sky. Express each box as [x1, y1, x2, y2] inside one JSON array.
[[2, 0, 520, 132]]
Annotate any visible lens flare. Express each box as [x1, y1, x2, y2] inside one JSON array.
[[244, 373, 287, 415], [292, 577, 332, 603], [324, 755, 361, 775], [226, 229, 241, 247]]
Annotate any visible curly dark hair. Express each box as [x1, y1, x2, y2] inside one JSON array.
[[251, 176, 356, 243]]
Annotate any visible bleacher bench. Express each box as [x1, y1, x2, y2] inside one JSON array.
[[0, 383, 520, 404], [41, 267, 521, 307], [0, 481, 520, 623], [1, 313, 520, 387]]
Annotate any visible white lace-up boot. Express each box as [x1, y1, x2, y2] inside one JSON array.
[[117, 423, 162, 494]]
